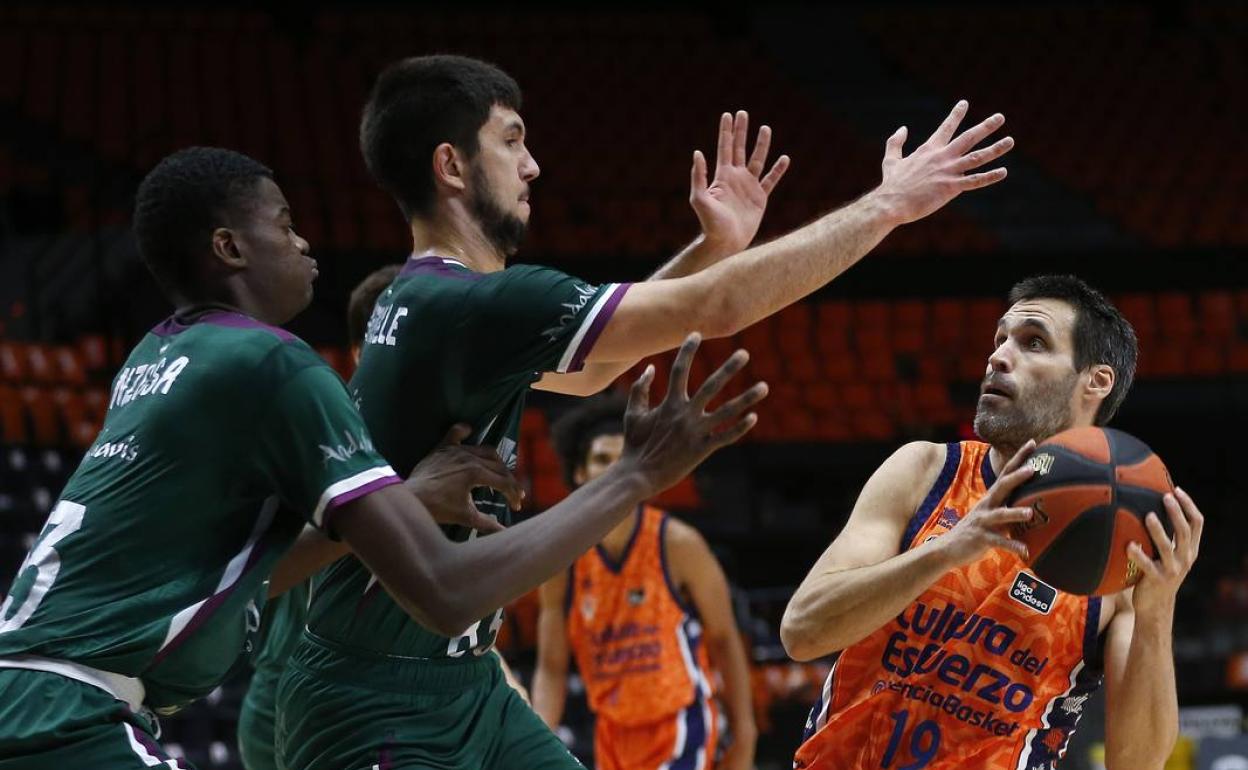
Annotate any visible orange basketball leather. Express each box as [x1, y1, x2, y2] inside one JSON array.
[[1044, 426, 1111, 464], [1013, 484, 1114, 561], [1114, 453, 1173, 493], [1096, 508, 1154, 594]]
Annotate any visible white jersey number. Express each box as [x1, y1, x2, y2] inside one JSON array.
[[0, 500, 86, 633]]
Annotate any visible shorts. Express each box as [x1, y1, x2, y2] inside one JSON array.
[[0, 668, 193, 769], [594, 691, 719, 770], [238, 664, 282, 770], [275, 632, 581, 770]]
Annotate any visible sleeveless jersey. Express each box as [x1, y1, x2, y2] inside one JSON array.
[[795, 441, 1104, 770], [566, 506, 715, 726], [307, 255, 631, 661], [0, 309, 399, 711]]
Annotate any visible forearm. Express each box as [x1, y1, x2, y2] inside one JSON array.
[[782, 537, 956, 661], [268, 525, 349, 598], [651, 234, 732, 280], [359, 467, 652, 635], [531, 665, 568, 728], [709, 634, 757, 747], [1105, 612, 1178, 769], [691, 192, 895, 337]]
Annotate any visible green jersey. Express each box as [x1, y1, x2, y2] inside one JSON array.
[[0, 309, 399, 712], [307, 255, 631, 661]]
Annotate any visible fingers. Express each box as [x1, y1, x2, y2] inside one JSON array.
[[706, 381, 769, 426], [988, 533, 1029, 560], [884, 126, 907, 162], [1175, 486, 1204, 555], [1163, 492, 1191, 555], [690, 348, 750, 410], [709, 412, 758, 449], [928, 100, 969, 148], [984, 443, 1036, 505], [947, 112, 1006, 157], [957, 167, 1008, 191], [626, 364, 656, 421], [665, 333, 702, 403], [466, 461, 524, 511], [464, 509, 507, 534], [732, 110, 749, 167], [952, 135, 1014, 173], [1127, 542, 1164, 581], [747, 124, 772, 177], [716, 112, 733, 169], [983, 507, 1034, 528], [1144, 512, 1177, 572], [759, 154, 791, 195], [440, 423, 472, 446], [690, 150, 708, 196]]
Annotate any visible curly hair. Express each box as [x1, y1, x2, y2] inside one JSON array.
[[549, 393, 629, 489]]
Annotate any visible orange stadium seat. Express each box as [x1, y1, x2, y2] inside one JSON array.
[[0, 384, 27, 444], [20, 386, 60, 446]]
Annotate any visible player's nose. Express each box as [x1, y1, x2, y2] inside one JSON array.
[[988, 343, 1013, 373], [521, 151, 540, 182]]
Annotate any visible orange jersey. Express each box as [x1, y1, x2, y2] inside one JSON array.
[[566, 506, 715, 727], [796, 441, 1105, 770]]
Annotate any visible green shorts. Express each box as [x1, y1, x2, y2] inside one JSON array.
[[0, 668, 193, 770], [238, 664, 282, 770], [275, 633, 581, 770]]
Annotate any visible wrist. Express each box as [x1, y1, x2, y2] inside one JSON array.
[[859, 187, 907, 230], [602, 457, 660, 499], [731, 717, 758, 739], [1132, 599, 1176, 634]]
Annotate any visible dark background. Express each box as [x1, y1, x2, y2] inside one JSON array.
[[1, 2, 1245, 768]]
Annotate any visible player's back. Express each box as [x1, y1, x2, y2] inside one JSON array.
[[0, 309, 386, 711], [307, 254, 631, 661], [795, 441, 1103, 770]]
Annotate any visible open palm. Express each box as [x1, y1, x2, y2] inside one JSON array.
[[691, 110, 791, 254]]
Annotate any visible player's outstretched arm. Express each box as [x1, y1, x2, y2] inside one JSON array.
[[780, 441, 1036, 661], [584, 101, 1014, 365], [1102, 488, 1202, 770], [534, 110, 788, 397], [334, 335, 768, 637], [532, 571, 572, 729]]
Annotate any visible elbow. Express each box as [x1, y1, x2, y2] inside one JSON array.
[[779, 612, 822, 663]]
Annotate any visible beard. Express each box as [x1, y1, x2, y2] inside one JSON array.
[[973, 369, 1079, 451], [469, 165, 528, 259]]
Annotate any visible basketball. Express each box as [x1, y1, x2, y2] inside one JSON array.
[[1008, 426, 1175, 596]]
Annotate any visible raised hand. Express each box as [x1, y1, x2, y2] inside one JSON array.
[[938, 440, 1037, 567], [690, 110, 791, 254], [404, 424, 523, 533], [873, 100, 1014, 226], [1128, 487, 1203, 619], [619, 333, 768, 493]]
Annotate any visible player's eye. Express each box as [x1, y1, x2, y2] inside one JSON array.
[[1027, 336, 1045, 351]]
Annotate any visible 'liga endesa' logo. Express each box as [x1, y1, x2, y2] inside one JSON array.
[[1009, 572, 1057, 615]]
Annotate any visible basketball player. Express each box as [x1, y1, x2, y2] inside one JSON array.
[[236, 263, 529, 770], [532, 394, 757, 770], [277, 54, 1013, 770], [782, 275, 1203, 769], [0, 147, 762, 768]]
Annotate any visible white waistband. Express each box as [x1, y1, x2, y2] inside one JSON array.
[[0, 655, 146, 711]]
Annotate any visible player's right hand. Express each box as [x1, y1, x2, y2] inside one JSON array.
[[872, 100, 1014, 226], [938, 440, 1037, 567], [618, 333, 768, 494], [404, 424, 523, 534]]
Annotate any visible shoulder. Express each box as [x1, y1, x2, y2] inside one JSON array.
[[661, 514, 715, 572], [879, 441, 948, 489]]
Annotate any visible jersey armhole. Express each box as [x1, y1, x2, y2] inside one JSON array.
[[659, 514, 698, 617], [898, 442, 962, 552]]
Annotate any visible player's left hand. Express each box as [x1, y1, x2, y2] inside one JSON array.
[[1127, 487, 1203, 620], [690, 110, 791, 255], [404, 424, 522, 534]]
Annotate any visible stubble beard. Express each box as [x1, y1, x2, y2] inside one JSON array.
[[973, 370, 1080, 454], [470, 165, 528, 260]]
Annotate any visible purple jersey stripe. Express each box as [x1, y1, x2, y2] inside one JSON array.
[[400, 256, 482, 281], [321, 474, 402, 534], [149, 533, 273, 667], [567, 282, 631, 372], [151, 310, 298, 342]]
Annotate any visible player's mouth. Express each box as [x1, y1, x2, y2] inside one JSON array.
[[307, 258, 319, 279], [979, 380, 1015, 402]]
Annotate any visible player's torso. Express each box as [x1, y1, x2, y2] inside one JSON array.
[[567, 507, 711, 725], [0, 315, 311, 710], [796, 442, 1104, 770], [308, 259, 532, 660]]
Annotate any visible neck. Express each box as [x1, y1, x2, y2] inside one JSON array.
[[173, 282, 276, 326], [987, 443, 1020, 478], [410, 200, 506, 274], [599, 507, 639, 558]]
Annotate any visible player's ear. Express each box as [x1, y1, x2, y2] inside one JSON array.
[[432, 143, 467, 194], [573, 464, 588, 487], [350, 344, 362, 365], [1085, 363, 1114, 404], [210, 227, 246, 269]]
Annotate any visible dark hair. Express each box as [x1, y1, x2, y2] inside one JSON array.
[[1008, 274, 1138, 425], [360, 55, 522, 219], [133, 147, 273, 297], [346, 264, 402, 347], [550, 393, 629, 489]]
